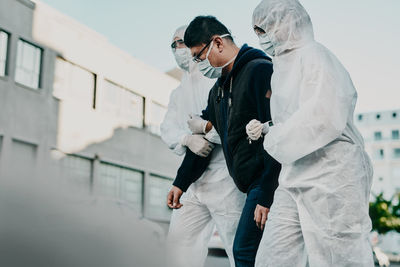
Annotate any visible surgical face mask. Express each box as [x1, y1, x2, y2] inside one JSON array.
[[259, 33, 275, 57], [173, 47, 191, 72], [197, 34, 236, 79]]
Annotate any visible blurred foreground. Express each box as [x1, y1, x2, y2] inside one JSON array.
[[0, 176, 166, 267]]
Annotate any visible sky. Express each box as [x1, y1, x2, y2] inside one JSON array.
[[40, 0, 400, 113]]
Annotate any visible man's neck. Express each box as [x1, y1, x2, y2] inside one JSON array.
[[223, 45, 240, 74]]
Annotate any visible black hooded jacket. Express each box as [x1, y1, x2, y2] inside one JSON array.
[[173, 44, 281, 208]]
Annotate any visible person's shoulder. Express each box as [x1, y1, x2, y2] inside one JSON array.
[[253, 58, 273, 69], [300, 42, 331, 65], [243, 47, 273, 69], [300, 42, 345, 75], [247, 58, 273, 77], [169, 86, 180, 99]]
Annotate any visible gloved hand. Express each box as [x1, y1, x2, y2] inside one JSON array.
[[187, 114, 208, 134], [246, 119, 270, 141], [181, 134, 214, 157]]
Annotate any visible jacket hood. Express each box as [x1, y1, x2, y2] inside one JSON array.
[[218, 44, 271, 87]]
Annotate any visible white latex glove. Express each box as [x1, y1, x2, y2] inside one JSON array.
[[181, 134, 214, 157], [187, 114, 208, 134], [246, 119, 270, 141]]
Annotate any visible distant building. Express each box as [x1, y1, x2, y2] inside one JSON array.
[[0, 0, 181, 226], [355, 109, 400, 253], [166, 67, 183, 81], [355, 109, 400, 199]]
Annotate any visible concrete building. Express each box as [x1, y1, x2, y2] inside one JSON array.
[[0, 0, 181, 226], [355, 109, 400, 253], [355, 109, 400, 198]]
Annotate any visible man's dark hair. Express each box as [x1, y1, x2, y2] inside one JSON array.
[[184, 16, 233, 48]]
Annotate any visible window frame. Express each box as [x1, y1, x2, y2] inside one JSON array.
[[393, 148, 400, 159], [53, 57, 97, 107], [374, 131, 382, 141], [103, 79, 145, 128], [0, 29, 10, 77], [98, 160, 144, 213], [14, 38, 43, 89], [147, 100, 168, 135], [392, 130, 399, 140], [144, 173, 174, 221]]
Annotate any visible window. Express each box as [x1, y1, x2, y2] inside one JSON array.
[[393, 148, 400, 159], [392, 168, 400, 186], [393, 112, 397, 118], [358, 114, 363, 121], [0, 30, 8, 76], [392, 130, 399, 140], [10, 139, 37, 179], [376, 114, 381, 120], [374, 131, 382, 141], [148, 101, 167, 135], [15, 40, 42, 89], [99, 162, 143, 212], [145, 174, 173, 220], [59, 154, 92, 192], [374, 148, 384, 160], [53, 57, 96, 108], [103, 80, 144, 128]]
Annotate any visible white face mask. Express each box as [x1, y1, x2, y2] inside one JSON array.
[[259, 33, 275, 57], [173, 47, 191, 71], [197, 34, 236, 79]]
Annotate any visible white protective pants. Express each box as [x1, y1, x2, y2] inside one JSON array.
[[167, 167, 245, 267], [255, 142, 374, 267]]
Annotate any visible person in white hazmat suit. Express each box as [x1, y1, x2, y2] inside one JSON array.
[[161, 25, 245, 267], [246, 1, 374, 266]]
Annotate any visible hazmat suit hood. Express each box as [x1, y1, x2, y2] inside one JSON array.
[[252, 0, 314, 56], [171, 25, 196, 72], [172, 25, 187, 43]]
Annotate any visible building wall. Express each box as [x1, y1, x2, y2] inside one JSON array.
[[355, 109, 400, 253], [0, 0, 59, 180], [0, 0, 182, 225], [355, 109, 400, 199]]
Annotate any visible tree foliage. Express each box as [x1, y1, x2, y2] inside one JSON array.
[[369, 193, 400, 234]]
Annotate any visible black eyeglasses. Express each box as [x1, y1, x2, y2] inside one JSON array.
[[171, 39, 185, 50], [192, 39, 213, 63]]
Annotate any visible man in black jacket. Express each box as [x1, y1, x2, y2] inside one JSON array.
[[163, 25, 245, 267], [179, 16, 282, 267]]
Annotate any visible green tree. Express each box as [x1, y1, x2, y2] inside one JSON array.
[[369, 193, 400, 234]]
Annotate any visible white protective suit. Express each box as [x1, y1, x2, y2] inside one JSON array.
[[161, 25, 245, 267], [252, 1, 374, 266]]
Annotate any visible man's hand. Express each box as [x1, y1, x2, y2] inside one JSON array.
[[167, 186, 183, 209], [187, 114, 208, 134], [181, 134, 214, 157], [254, 204, 270, 231]]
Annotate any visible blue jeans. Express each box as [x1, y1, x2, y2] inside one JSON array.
[[232, 185, 264, 267]]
